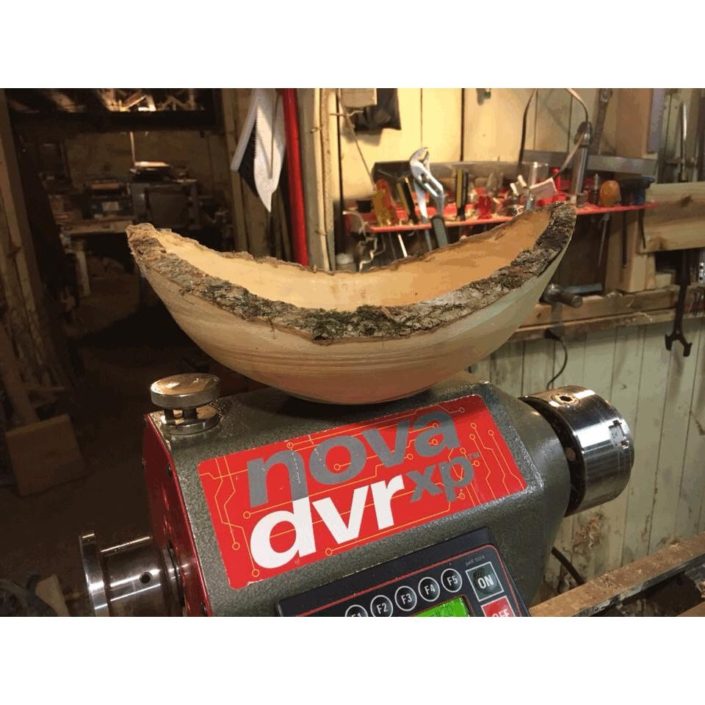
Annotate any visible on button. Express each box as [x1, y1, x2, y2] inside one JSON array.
[[466, 562, 503, 602]]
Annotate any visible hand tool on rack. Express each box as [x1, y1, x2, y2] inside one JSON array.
[[590, 89, 613, 156], [540, 283, 583, 308], [679, 101, 689, 183], [371, 178, 398, 227], [569, 121, 593, 203], [395, 176, 418, 224], [409, 147, 449, 249], [597, 213, 611, 269], [455, 168, 469, 221], [621, 210, 628, 269], [665, 250, 693, 357]]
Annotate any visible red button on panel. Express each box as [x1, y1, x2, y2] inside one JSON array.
[[481, 596, 515, 617]]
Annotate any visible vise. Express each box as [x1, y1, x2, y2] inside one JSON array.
[[79, 374, 633, 617]]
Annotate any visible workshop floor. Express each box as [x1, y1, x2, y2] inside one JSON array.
[[0, 301, 199, 614]]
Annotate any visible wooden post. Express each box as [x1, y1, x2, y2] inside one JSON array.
[[0, 90, 67, 388], [0, 320, 38, 425], [221, 89, 250, 252]]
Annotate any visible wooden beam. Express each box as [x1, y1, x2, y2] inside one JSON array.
[[510, 286, 705, 342], [0, 89, 67, 387], [0, 319, 38, 424], [615, 89, 656, 159], [221, 89, 249, 252], [640, 183, 705, 252], [678, 601, 705, 617], [531, 532, 705, 616]]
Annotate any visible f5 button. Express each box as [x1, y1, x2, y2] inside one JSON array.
[[441, 568, 463, 593]]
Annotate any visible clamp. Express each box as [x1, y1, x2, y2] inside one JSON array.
[[409, 147, 448, 248]]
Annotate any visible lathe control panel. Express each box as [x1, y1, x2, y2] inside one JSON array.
[[278, 528, 528, 617]]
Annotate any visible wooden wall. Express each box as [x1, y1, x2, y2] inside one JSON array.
[[339, 88, 463, 200], [473, 317, 705, 591], [338, 88, 621, 201]]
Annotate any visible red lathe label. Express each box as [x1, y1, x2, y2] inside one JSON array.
[[197, 395, 526, 590]]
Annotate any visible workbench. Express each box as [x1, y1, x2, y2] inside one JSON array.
[[60, 217, 134, 296], [532, 531, 705, 616], [512, 284, 705, 342]]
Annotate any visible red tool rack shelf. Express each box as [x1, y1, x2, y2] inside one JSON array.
[[357, 202, 656, 234]]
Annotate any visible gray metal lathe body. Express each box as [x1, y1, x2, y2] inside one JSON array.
[[154, 376, 571, 615]]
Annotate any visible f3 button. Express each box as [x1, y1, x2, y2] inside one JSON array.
[[394, 585, 418, 612]]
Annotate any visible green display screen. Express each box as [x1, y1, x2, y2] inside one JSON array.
[[417, 597, 471, 617]]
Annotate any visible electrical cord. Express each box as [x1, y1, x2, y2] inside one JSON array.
[[517, 89, 538, 172], [550, 547, 586, 586], [545, 328, 568, 389], [565, 88, 589, 123], [543, 326, 583, 590], [517, 88, 590, 178]]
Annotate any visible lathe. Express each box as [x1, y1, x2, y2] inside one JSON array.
[[79, 372, 633, 617]]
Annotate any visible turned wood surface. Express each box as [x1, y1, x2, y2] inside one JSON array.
[[129, 206, 575, 404]]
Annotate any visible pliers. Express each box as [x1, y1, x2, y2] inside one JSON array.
[[409, 147, 448, 248]]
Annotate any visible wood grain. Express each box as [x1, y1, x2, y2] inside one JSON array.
[[130, 207, 573, 404], [677, 318, 705, 539], [648, 318, 702, 554], [544, 333, 587, 589], [570, 328, 618, 579], [641, 182, 705, 252], [617, 323, 672, 565], [6, 414, 87, 495], [532, 531, 705, 617]]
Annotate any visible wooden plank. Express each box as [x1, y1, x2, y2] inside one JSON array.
[[648, 318, 702, 554], [676, 319, 705, 539], [604, 210, 656, 292], [488, 341, 524, 398], [0, 92, 72, 390], [570, 328, 618, 581], [621, 322, 672, 565], [422, 89, 463, 162], [543, 333, 587, 590], [598, 325, 645, 576], [513, 307, 703, 343], [678, 601, 705, 617], [221, 89, 249, 252], [614, 89, 655, 158], [0, 319, 38, 424], [521, 338, 554, 397], [468, 356, 491, 383], [298, 88, 326, 269], [340, 88, 422, 201], [641, 182, 705, 252], [233, 89, 270, 257], [6, 414, 87, 495], [532, 531, 705, 616], [519, 287, 685, 328]]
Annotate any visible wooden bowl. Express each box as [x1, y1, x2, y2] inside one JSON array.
[[128, 204, 575, 404]]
